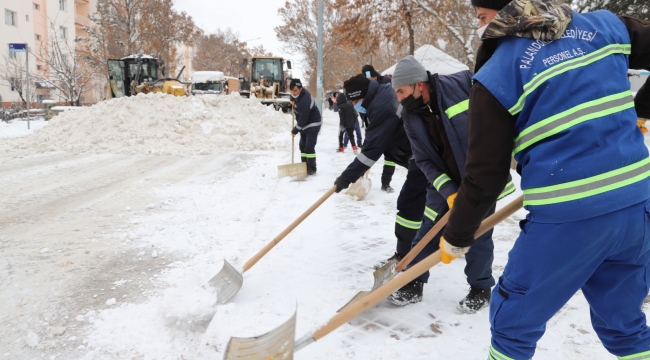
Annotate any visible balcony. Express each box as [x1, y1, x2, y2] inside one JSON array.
[[75, 13, 90, 28]]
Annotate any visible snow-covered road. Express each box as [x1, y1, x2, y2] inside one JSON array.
[[0, 107, 626, 359]]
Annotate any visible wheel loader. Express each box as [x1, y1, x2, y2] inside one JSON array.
[[105, 54, 188, 99], [239, 56, 293, 112]]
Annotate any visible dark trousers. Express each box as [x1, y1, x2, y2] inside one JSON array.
[[394, 159, 428, 257], [381, 155, 396, 186], [409, 204, 496, 289], [343, 118, 363, 147], [339, 127, 356, 148], [299, 126, 319, 172]]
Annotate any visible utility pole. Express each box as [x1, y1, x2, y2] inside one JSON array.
[[26, 45, 30, 130], [316, 0, 323, 114]]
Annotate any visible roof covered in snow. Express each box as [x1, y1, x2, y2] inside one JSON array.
[[191, 71, 225, 83], [382, 45, 469, 76]]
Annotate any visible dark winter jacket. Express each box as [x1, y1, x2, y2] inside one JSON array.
[[291, 88, 322, 135], [337, 93, 356, 129], [403, 71, 515, 207], [377, 75, 392, 85], [341, 81, 412, 182], [444, 13, 650, 247]]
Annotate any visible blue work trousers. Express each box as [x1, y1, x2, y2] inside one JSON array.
[[343, 117, 363, 147], [489, 199, 650, 360]]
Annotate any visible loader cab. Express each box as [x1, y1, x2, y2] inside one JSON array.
[[250, 57, 292, 92], [107, 55, 161, 98]]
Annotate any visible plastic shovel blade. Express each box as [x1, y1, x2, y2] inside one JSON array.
[[337, 259, 399, 312], [345, 176, 372, 200], [223, 311, 297, 360], [278, 162, 307, 180], [207, 260, 244, 305]]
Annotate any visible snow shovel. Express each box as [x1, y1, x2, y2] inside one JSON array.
[[208, 185, 337, 305], [340, 195, 524, 310], [222, 195, 523, 359], [278, 105, 307, 180], [344, 169, 372, 200]]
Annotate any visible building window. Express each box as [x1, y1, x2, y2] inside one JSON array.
[[35, 34, 40, 40], [33, 3, 40, 10], [59, 0, 66, 11], [59, 26, 67, 39], [5, 9, 16, 25], [9, 78, 17, 91], [26, 15, 29, 22], [37, 95, 45, 103], [36, 65, 42, 70]]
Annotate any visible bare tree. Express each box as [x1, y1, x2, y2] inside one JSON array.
[[0, 55, 37, 106], [192, 29, 251, 78], [33, 27, 94, 106], [413, 0, 479, 68]]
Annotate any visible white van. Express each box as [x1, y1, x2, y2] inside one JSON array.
[[191, 71, 226, 95]]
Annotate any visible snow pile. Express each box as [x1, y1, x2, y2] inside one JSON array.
[[4, 93, 290, 155]]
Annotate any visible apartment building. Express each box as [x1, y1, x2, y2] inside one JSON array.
[[1, 0, 79, 105]]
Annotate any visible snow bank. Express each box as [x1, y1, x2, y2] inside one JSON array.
[[3, 93, 289, 155]]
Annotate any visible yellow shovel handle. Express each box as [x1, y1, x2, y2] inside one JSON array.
[[313, 195, 524, 341]]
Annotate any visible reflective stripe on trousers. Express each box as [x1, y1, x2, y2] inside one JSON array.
[[396, 215, 422, 230]]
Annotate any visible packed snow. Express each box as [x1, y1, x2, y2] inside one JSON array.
[[0, 99, 646, 359], [1, 92, 289, 156]]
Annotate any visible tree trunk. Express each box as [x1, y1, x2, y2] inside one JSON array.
[[406, 10, 415, 55]]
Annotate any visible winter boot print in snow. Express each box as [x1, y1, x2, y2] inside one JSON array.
[[373, 252, 403, 270], [458, 286, 491, 314], [388, 279, 424, 306], [381, 184, 394, 193]]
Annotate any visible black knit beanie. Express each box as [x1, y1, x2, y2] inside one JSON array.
[[289, 78, 303, 90], [344, 74, 370, 101], [361, 64, 380, 78], [471, 0, 511, 10]]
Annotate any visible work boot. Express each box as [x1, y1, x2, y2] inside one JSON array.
[[373, 252, 403, 270], [388, 279, 424, 306], [381, 184, 394, 193], [458, 286, 491, 314], [337, 147, 344, 153], [352, 146, 359, 155], [308, 169, 317, 176]]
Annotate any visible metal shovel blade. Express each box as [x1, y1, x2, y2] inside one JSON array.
[[207, 260, 244, 305], [345, 175, 372, 200], [337, 258, 399, 312], [278, 162, 307, 180], [224, 311, 297, 360]]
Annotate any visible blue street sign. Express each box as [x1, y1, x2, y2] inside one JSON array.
[[9, 43, 27, 53]]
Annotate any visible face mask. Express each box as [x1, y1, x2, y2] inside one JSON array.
[[400, 85, 425, 111], [477, 24, 488, 39], [354, 101, 366, 113]]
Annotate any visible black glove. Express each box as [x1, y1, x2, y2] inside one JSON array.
[[334, 176, 351, 193]]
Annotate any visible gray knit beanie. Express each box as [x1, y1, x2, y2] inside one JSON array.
[[391, 55, 429, 88]]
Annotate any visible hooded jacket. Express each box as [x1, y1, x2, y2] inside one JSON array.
[[291, 88, 322, 135], [444, 0, 650, 247], [336, 93, 356, 129], [341, 81, 412, 182]]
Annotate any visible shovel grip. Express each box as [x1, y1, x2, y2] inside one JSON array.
[[312, 195, 524, 342], [395, 195, 524, 272], [242, 186, 337, 272]]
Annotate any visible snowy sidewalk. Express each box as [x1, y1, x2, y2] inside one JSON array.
[[0, 107, 619, 359]]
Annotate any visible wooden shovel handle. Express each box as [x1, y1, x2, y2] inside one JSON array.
[[242, 186, 337, 272], [396, 195, 524, 272], [312, 194, 524, 341]]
